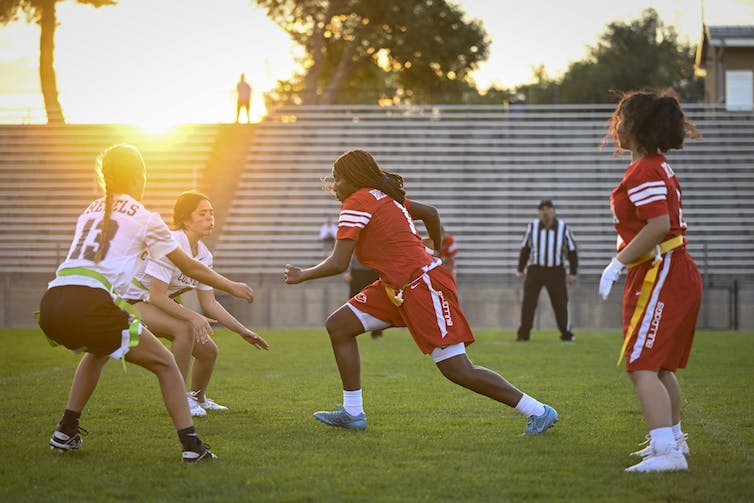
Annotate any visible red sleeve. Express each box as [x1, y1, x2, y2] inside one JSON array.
[[624, 159, 670, 221], [337, 190, 374, 241]]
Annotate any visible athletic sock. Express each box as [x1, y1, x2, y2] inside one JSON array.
[[514, 393, 545, 418], [58, 409, 81, 436], [343, 389, 364, 416], [177, 426, 202, 452], [649, 426, 676, 454]]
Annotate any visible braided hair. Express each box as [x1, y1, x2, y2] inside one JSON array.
[[332, 150, 407, 204], [608, 89, 699, 156], [93, 144, 145, 263], [171, 190, 210, 231]]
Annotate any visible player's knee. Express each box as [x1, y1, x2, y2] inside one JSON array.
[[325, 314, 343, 337], [194, 339, 218, 361], [436, 359, 468, 385], [147, 344, 178, 374]]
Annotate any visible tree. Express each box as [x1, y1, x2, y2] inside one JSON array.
[[554, 8, 703, 103], [515, 65, 560, 105], [254, 0, 490, 105], [0, 0, 116, 123]]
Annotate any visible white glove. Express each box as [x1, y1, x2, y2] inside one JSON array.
[[599, 257, 625, 300]]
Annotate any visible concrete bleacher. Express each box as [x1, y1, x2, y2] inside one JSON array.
[[213, 104, 754, 278], [0, 124, 222, 273], [0, 105, 751, 329]]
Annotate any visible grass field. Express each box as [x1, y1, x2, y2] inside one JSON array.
[[1, 327, 752, 502]]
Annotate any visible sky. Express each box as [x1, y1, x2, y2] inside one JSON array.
[[0, 0, 753, 128]]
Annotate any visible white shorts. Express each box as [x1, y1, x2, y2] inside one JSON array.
[[346, 303, 466, 363]]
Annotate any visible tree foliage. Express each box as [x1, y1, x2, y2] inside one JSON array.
[[254, 0, 491, 105], [0, 0, 116, 123], [555, 8, 702, 103]]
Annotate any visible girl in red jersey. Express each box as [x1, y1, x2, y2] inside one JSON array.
[[599, 91, 702, 473], [284, 149, 558, 434]]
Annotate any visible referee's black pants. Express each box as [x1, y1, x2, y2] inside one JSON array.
[[517, 265, 574, 341]]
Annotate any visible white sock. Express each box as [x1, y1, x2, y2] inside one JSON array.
[[649, 427, 676, 453], [514, 394, 545, 418], [343, 389, 363, 416], [671, 422, 684, 440]]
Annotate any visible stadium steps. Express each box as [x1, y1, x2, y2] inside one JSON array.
[[214, 104, 754, 276], [0, 124, 222, 273]]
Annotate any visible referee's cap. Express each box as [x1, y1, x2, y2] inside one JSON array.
[[538, 199, 555, 209]]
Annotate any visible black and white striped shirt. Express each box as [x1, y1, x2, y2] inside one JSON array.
[[517, 218, 578, 273]]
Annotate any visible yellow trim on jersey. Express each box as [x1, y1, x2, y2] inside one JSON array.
[[627, 235, 685, 268], [617, 236, 686, 366]]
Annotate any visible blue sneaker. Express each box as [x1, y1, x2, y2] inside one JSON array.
[[313, 405, 367, 430], [525, 405, 558, 435]]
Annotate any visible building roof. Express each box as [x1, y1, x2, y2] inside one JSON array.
[[697, 25, 754, 67]]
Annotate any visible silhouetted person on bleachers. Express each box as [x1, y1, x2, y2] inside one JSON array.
[[236, 73, 252, 124]]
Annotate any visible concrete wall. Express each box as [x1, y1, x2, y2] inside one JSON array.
[[4, 273, 744, 332]]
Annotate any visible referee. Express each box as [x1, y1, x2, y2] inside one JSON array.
[[515, 199, 578, 342]]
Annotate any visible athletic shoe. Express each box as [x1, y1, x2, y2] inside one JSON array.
[[677, 433, 690, 456], [200, 397, 228, 411], [516, 334, 530, 342], [525, 405, 558, 435], [49, 426, 87, 452], [187, 393, 207, 417], [625, 446, 687, 472], [631, 433, 690, 457], [182, 443, 217, 463], [313, 405, 367, 430], [560, 333, 575, 342]]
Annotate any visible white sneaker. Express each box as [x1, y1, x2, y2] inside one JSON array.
[[187, 393, 207, 417], [625, 445, 688, 473], [631, 433, 690, 457], [676, 433, 690, 456], [200, 397, 228, 411]]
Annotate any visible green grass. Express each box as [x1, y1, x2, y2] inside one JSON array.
[[1, 327, 752, 502]]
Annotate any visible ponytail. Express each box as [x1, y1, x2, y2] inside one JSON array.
[[93, 144, 146, 263], [333, 150, 407, 204], [95, 171, 114, 263]]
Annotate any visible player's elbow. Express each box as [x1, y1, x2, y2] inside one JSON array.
[[329, 260, 350, 275]]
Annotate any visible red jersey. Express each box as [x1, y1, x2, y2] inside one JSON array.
[[610, 154, 687, 251], [337, 188, 433, 289]]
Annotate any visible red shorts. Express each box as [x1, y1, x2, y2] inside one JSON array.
[[621, 248, 702, 371], [348, 265, 475, 354]]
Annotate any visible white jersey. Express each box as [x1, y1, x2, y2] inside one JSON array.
[[123, 229, 213, 301], [48, 194, 178, 296]]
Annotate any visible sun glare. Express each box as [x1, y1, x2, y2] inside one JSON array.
[[42, 0, 296, 126]]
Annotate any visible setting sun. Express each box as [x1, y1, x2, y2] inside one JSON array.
[[12, 0, 298, 129]]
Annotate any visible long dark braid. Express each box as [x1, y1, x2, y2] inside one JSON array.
[[93, 144, 145, 263], [332, 150, 406, 203]]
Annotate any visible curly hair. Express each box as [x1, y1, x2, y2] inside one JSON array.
[[331, 150, 407, 204], [607, 90, 700, 156]]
